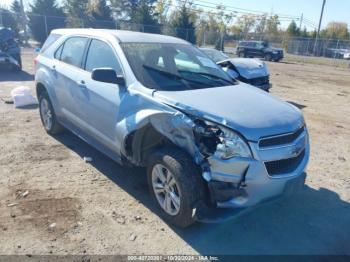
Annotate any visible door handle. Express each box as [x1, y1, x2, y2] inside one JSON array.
[[77, 80, 87, 89]]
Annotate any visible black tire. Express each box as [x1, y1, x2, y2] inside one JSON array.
[[11, 55, 22, 71], [265, 54, 272, 61], [38, 90, 64, 135], [238, 51, 245, 58], [147, 147, 206, 228]]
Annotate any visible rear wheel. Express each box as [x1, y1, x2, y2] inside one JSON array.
[[147, 147, 206, 228], [238, 51, 245, 58], [11, 55, 22, 71], [39, 91, 64, 135], [265, 54, 272, 61]]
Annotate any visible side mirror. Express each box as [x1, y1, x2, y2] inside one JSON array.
[[91, 68, 125, 86]]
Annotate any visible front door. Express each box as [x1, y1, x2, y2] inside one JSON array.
[[74, 38, 126, 154]]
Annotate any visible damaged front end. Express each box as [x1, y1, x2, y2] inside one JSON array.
[[117, 90, 309, 222], [189, 116, 309, 221], [192, 119, 252, 204]]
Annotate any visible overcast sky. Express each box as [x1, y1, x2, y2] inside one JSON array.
[[2, 0, 349, 30]]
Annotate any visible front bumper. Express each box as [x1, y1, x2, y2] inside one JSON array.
[[201, 128, 309, 211], [271, 52, 284, 61]]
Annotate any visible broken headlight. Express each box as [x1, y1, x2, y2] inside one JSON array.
[[215, 127, 252, 159]]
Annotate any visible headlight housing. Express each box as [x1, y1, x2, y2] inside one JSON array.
[[215, 126, 252, 159]]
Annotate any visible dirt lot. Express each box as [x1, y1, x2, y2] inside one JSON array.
[[0, 50, 350, 255]]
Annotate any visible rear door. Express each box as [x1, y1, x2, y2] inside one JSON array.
[[53, 36, 89, 128], [74, 38, 125, 153]]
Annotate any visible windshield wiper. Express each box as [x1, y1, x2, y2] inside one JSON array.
[[143, 65, 210, 86], [178, 70, 235, 85]]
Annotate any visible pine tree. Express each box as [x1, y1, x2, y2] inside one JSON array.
[[171, 5, 196, 44], [88, 0, 115, 29], [10, 0, 21, 13], [64, 0, 88, 27], [131, 0, 160, 33], [28, 0, 65, 43], [286, 20, 300, 37], [10, 0, 22, 33]]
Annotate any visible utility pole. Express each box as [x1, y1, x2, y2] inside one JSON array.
[[299, 13, 303, 29], [19, 0, 28, 45], [313, 0, 326, 55]]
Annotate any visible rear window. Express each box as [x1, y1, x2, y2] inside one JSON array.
[[41, 33, 61, 54]]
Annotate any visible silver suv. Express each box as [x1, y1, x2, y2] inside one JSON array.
[[35, 29, 309, 227]]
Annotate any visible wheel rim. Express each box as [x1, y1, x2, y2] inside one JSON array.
[[151, 164, 181, 216], [40, 98, 53, 130]]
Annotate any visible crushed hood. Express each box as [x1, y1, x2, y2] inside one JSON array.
[[225, 58, 269, 79], [154, 83, 304, 141]]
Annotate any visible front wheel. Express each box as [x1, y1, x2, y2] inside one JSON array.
[[238, 51, 245, 58], [265, 54, 272, 61], [147, 147, 206, 228]]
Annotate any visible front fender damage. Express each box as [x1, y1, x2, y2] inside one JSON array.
[[115, 92, 249, 216]]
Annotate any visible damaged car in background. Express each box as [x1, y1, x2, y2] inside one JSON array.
[[35, 29, 310, 227], [200, 47, 271, 91], [0, 27, 22, 71]]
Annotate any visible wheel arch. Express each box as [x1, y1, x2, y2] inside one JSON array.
[[36, 82, 47, 99], [118, 110, 199, 167]]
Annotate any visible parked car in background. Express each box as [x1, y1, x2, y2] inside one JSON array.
[[0, 27, 22, 71], [236, 40, 283, 62], [200, 47, 271, 91], [35, 29, 309, 228], [344, 51, 350, 60]]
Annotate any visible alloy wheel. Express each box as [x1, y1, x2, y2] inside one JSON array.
[[40, 98, 53, 130], [151, 164, 181, 216]]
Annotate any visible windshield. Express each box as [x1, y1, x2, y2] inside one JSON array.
[[121, 43, 234, 91], [201, 49, 229, 63]]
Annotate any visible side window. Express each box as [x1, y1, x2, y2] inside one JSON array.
[[60, 37, 88, 68], [54, 44, 63, 59], [85, 39, 122, 74]]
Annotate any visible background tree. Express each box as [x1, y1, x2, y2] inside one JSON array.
[[154, 0, 170, 25], [28, 0, 65, 44], [255, 14, 267, 37], [300, 27, 308, 37], [170, 4, 196, 44], [132, 0, 160, 33], [110, 0, 160, 33], [10, 0, 24, 34], [286, 20, 300, 37], [213, 5, 235, 50], [265, 15, 280, 39], [87, 0, 115, 29], [64, 0, 88, 27], [321, 21, 349, 39], [0, 8, 18, 34], [235, 14, 257, 38]]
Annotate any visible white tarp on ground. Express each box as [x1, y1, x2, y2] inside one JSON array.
[[11, 86, 38, 108]]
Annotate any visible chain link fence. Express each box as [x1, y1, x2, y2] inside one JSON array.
[[1, 9, 349, 67]]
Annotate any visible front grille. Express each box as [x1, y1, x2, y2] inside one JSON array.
[[259, 126, 305, 148], [244, 76, 269, 86], [265, 149, 305, 176]]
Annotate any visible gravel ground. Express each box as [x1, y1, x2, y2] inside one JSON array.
[[0, 50, 349, 255]]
